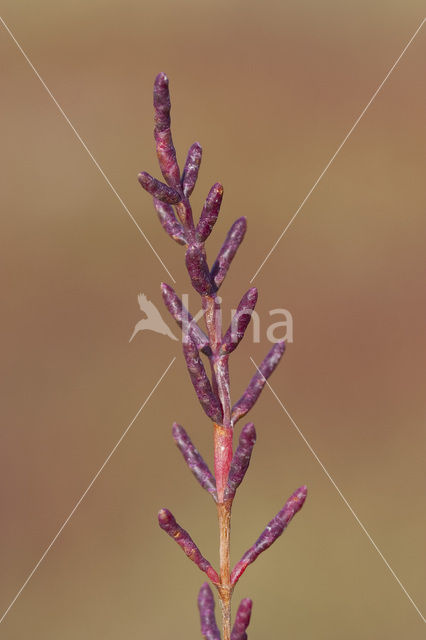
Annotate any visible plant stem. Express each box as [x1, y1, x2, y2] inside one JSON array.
[[217, 500, 232, 640], [204, 293, 235, 640]]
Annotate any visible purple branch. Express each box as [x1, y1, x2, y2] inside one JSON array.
[[211, 217, 247, 289], [198, 582, 221, 640], [153, 198, 186, 245], [153, 72, 180, 188], [221, 288, 258, 355], [138, 171, 181, 204], [182, 142, 202, 198], [172, 422, 217, 500], [183, 332, 223, 423], [161, 282, 211, 355], [158, 509, 220, 584], [196, 183, 224, 243], [231, 598, 253, 640], [231, 341, 285, 424], [224, 423, 256, 502], [185, 243, 214, 295], [231, 485, 307, 585]]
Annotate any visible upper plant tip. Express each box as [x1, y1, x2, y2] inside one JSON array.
[[172, 421, 182, 436], [155, 71, 168, 85], [296, 485, 308, 502], [158, 508, 171, 523]]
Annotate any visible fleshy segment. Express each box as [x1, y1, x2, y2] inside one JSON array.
[[231, 485, 307, 585], [231, 341, 285, 424], [158, 509, 220, 584], [196, 183, 224, 242], [138, 171, 181, 204], [153, 72, 180, 188], [211, 217, 247, 289], [172, 422, 217, 500], [185, 243, 214, 295], [183, 332, 223, 423], [154, 198, 186, 245], [231, 598, 253, 640], [224, 423, 256, 501], [221, 288, 258, 355], [198, 583, 221, 640], [182, 142, 202, 198], [161, 282, 211, 354]]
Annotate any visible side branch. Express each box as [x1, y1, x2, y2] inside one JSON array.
[[231, 598, 252, 640], [158, 508, 220, 584], [231, 341, 285, 424], [183, 332, 223, 423], [172, 422, 217, 501], [231, 485, 307, 585], [198, 583, 221, 640], [224, 422, 256, 502]]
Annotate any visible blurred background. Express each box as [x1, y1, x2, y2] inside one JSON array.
[[0, 1, 425, 638]]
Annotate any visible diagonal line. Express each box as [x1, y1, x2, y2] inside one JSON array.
[[249, 356, 426, 624], [0, 16, 176, 284], [250, 18, 426, 283], [0, 357, 176, 625]]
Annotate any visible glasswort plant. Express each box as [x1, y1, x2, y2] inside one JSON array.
[[138, 72, 307, 640]]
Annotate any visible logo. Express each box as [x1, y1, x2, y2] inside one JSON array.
[[129, 292, 294, 345], [129, 293, 178, 342]]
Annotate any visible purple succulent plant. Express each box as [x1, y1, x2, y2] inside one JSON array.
[[138, 72, 307, 640]]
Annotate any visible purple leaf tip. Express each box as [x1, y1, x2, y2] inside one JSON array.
[[198, 582, 221, 640], [153, 72, 181, 187], [231, 598, 253, 640]]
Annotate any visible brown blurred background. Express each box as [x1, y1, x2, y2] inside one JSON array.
[[0, 1, 425, 638]]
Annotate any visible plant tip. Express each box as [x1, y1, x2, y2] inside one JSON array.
[[155, 71, 168, 85]]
